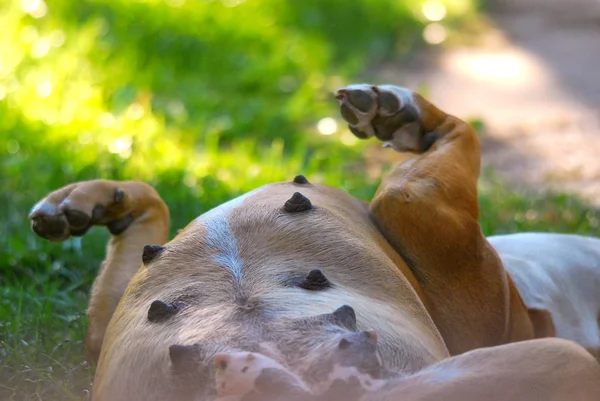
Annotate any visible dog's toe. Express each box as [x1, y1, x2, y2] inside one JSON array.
[[31, 213, 69, 242], [336, 84, 380, 139], [375, 88, 402, 116], [345, 89, 376, 113]]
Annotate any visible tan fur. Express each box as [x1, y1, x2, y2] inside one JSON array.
[[29, 86, 600, 401], [90, 182, 448, 401], [491, 233, 600, 356], [29, 180, 169, 362], [370, 338, 600, 401]]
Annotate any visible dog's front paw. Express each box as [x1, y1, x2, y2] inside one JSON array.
[[336, 84, 438, 153], [29, 180, 134, 241]]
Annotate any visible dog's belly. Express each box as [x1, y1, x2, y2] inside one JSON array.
[[93, 182, 449, 401], [491, 233, 600, 355]]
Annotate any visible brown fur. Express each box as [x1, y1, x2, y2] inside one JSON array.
[[368, 93, 534, 353]]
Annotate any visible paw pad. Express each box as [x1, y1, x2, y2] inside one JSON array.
[[335, 84, 425, 151], [29, 183, 136, 241], [336, 84, 379, 137]]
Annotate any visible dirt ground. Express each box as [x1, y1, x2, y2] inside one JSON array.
[[371, 0, 600, 206]]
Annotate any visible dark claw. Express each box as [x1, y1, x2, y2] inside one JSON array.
[[114, 188, 125, 204]]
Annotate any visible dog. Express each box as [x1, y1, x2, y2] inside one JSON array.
[[29, 84, 600, 400]]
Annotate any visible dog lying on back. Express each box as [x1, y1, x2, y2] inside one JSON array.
[[29, 84, 600, 400]]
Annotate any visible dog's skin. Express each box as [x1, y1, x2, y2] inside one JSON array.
[[213, 338, 600, 401], [214, 350, 311, 401], [214, 329, 387, 401], [29, 84, 600, 400]]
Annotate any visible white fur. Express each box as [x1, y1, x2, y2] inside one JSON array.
[[195, 186, 269, 281], [491, 233, 600, 352], [30, 200, 58, 216], [377, 85, 419, 116]]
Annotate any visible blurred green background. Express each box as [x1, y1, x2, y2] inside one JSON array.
[[0, 0, 598, 400]]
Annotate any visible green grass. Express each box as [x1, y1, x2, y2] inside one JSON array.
[[1, 0, 598, 399]]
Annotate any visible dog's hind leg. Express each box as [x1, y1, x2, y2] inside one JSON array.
[[29, 180, 170, 363], [336, 85, 534, 354], [369, 338, 600, 401]]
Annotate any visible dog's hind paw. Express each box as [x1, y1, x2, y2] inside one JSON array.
[[336, 84, 439, 153]]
